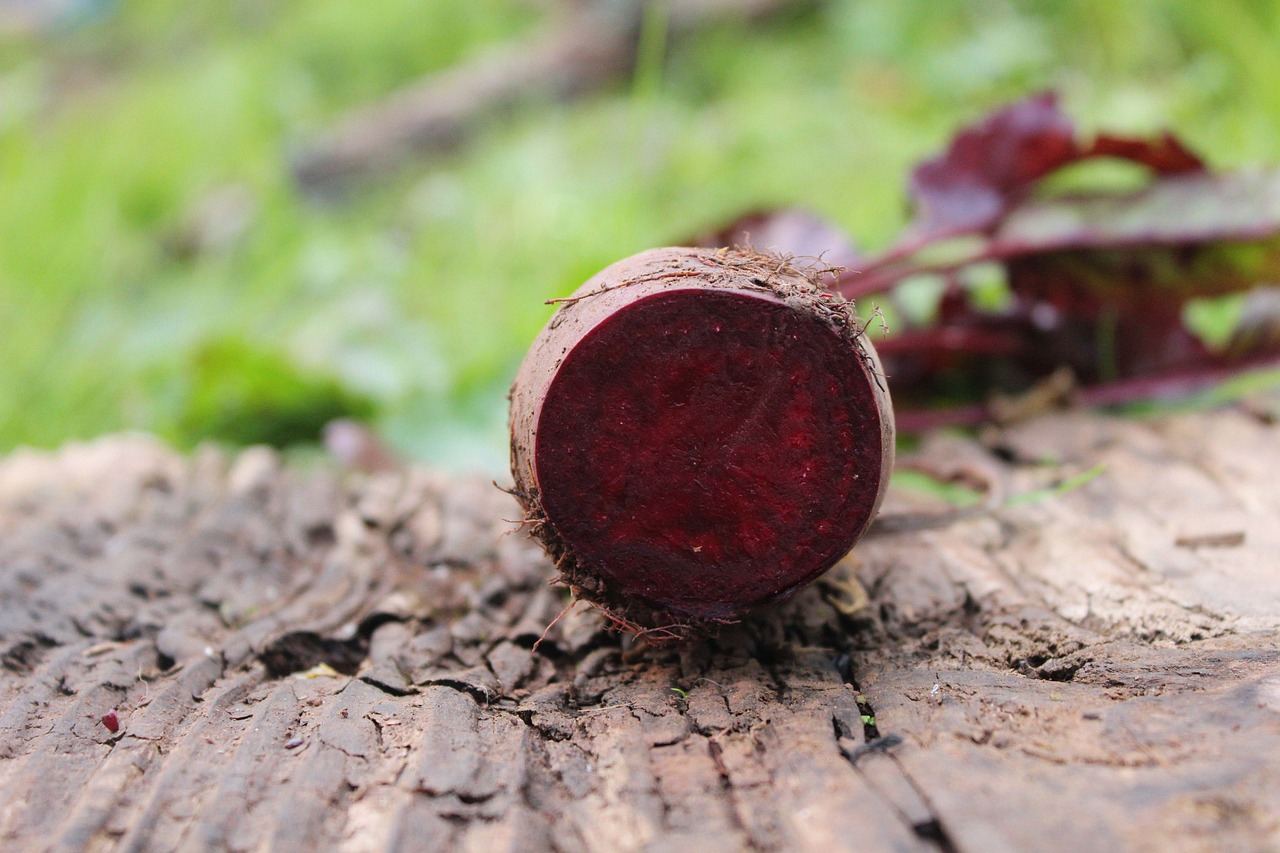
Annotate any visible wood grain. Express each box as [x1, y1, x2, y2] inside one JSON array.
[[1, 403, 1278, 851]]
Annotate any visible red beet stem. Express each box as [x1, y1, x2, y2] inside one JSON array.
[[510, 247, 894, 635]]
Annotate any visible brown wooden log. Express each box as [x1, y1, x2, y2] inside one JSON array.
[[290, 0, 809, 192], [1, 401, 1279, 851]]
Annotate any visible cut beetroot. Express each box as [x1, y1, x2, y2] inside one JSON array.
[[510, 248, 894, 635]]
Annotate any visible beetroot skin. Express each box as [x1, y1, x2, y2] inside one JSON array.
[[509, 247, 894, 636]]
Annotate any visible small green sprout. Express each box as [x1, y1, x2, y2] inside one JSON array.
[[1005, 463, 1107, 506], [670, 687, 688, 700]]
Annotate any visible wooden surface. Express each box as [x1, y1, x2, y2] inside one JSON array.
[[1, 403, 1279, 852]]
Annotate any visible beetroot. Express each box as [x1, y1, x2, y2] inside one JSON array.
[[510, 247, 894, 636]]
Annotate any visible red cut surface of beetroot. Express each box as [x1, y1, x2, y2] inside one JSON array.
[[510, 247, 893, 630]]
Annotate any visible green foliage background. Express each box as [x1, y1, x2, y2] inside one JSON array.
[[2, 0, 1278, 470]]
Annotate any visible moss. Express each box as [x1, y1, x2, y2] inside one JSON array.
[[169, 338, 374, 448]]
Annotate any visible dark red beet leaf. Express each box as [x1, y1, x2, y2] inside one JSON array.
[[904, 91, 1206, 243], [907, 92, 1080, 240], [510, 248, 893, 636]]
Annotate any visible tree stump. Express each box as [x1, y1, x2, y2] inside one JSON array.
[[1, 403, 1278, 852]]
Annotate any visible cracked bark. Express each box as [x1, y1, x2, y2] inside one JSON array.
[[1, 401, 1279, 852]]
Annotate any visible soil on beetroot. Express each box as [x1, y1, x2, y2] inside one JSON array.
[[509, 247, 894, 637]]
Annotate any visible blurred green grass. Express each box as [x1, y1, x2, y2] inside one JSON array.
[[2, 0, 1279, 470]]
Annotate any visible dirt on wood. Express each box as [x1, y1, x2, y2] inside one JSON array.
[[1, 402, 1279, 851]]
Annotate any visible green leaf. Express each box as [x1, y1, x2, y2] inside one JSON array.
[[1005, 464, 1107, 507]]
